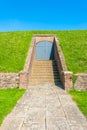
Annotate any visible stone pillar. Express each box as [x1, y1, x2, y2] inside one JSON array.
[[19, 71, 29, 89], [63, 71, 73, 91]]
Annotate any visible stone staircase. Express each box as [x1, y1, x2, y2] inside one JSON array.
[[29, 60, 61, 85]]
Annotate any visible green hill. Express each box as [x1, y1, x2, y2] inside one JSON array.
[[0, 30, 87, 73]]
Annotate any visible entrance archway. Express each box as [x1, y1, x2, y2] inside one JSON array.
[[36, 41, 54, 60]]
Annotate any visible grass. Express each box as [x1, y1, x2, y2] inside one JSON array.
[[0, 88, 25, 125], [57, 30, 87, 74], [0, 30, 87, 73], [72, 74, 77, 86], [0, 31, 32, 72], [69, 90, 87, 117]]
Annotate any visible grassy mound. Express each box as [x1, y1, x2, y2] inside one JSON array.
[[0, 30, 87, 73], [0, 31, 32, 72], [57, 30, 87, 73]]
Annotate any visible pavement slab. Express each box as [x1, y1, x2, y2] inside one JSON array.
[[0, 83, 87, 130]]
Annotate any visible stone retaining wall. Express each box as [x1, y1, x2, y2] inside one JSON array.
[[54, 37, 73, 90], [74, 74, 87, 91], [19, 37, 36, 88], [0, 73, 19, 88]]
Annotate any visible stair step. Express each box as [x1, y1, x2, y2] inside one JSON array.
[[32, 71, 59, 73], [33, 63, 57, 65], [29, 82, 61, 86], [29, 60, 61, 85], [29, 77, 60, 80], [33, 62, 56, 65], [31, 73, 59, 76], [34, 60, 56, 62], [29, 80, 61, 83], [32, 68, 59, 70], [31, 74, 60, 76], [32, 66, 58, 68], [29, 82, 61, 85], [30, 77, 60, 79], [29, 82, 61, 84], [32, 68, 58, 70], [31, 73, 60, 77]]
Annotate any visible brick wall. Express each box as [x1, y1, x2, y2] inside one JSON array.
[[19, 37, 36, 88], [54, 37, 73, 90], [0, 73, 19, 88]]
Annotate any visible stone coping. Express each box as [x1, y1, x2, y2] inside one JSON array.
[[75, 73, 87, 76]]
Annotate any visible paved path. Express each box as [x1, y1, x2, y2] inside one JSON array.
[[0, 83, 87, 130]]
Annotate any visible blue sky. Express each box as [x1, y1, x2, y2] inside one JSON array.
[[0, 0, 87, 31]]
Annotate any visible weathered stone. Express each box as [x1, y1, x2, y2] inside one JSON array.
[[74, 73, 87, 91], [46, 106, 65, 117], [0, 83, 87, 130], [0, 118, 23, 130], [0, 73, 19, 88], [19, 37, 35, 88], [46, 117, 70, 130], [54, 37, 73, 90], [23, 108, 45, 123], [21, 122, 45, 130]]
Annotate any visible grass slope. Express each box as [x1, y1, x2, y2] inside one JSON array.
[[0, 30, 87, 73], [0, 88, 25, 125], [69, 90, 87, 117], [0, 32, 32, 72], [57, 30, 87, 73]]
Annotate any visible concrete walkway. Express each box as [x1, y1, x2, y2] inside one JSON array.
[[0, 83, 87, 130]]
